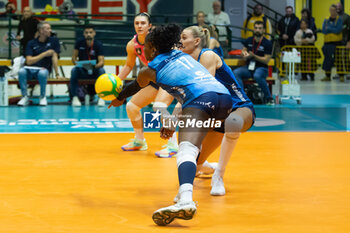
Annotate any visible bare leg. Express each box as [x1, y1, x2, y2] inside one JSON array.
[[211, 107, 254, 195], [127, 85, 158, 139]]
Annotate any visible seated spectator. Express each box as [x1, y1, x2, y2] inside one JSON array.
[[70, 25, 105, 107], [241, 4, 272, 40], [321, 4, 343, 81], [233, 21, 274, 105], [16, 6, 39, 56], [0, 1, 19, 19], [17, 21, 61, 106], [207, 0, 231, 56], [301, 8, 317, 41], [194, 11, 207, 27], [277, 6, 300, 47], [294, 19, 317, 81]]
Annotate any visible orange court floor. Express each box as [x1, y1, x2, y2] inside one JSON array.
[[0, 132, 350, 233]]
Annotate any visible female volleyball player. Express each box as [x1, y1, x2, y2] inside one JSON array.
[[109, 24, 233, 226], [117, 13, 177, 157], [179, 26, 255, 196], [203, 24, 224, 58]]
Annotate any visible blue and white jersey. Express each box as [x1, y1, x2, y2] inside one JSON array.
[[198, 48, 253, 110], [148, 50, 229, 107]]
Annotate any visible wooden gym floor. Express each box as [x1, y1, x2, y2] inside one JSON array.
[[1, 132, 349, 233]]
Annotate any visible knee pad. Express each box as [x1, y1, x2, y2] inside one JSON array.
[[176, 141, 200, 167], [224, 113, 244, 140], [126, 101, 142, 121]]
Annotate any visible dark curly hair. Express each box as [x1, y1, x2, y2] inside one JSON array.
[[146, 24, 182, 54]]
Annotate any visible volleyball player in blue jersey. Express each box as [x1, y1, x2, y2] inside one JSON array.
[[180, 26, 255, 196], [109, 24, 233, 226]]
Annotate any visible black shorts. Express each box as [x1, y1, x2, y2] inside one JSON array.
[[184, 92, 233, 120], [149, 81, 159, 90]]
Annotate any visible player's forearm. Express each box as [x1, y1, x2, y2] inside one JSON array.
[[117, 80, 141, 100], [118, 65, 133, 80]]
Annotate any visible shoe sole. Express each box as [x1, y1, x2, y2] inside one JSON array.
[[121, 146, 147, 151], [152, 208, 196, 226], [154, 151, 177, 158], [210, 191, 226, 196]]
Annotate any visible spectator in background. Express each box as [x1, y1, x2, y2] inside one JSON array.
[[207, 0, 231, 56], [321, 4, 343, 81], [17, 21, 61, 106], [16, 7, 39, 56], [70, 25, 105, 107], [277, 6, 300, 47], [335, 2, 350, 81], [301, 8, 317, 41], [336, 2, 349, 33], [241, 4, 272, 40], [194, 11, 207, 27], [294, 19, 317, 81], [234, 21, 274, 105], [294, 20, 315, 46], [0, 1, 19, 19]]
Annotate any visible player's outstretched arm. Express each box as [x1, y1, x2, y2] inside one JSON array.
[[108, 67, 156, 108]]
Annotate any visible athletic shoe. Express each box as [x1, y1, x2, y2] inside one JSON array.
[[97, 98, 105, 107], [195, 161, 218, 177], [17, 96, 29, 106], [152, 201, 197, 226], [321, 77, 331, 81], [121, 138, 148, 151], [39, 97, 47, 106], [72, 96, 81, 107], [210, 173, 225, 196], [173, 192, 180, 203], [155, 141, 178, 158]]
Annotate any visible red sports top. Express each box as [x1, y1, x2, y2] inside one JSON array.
[[133, 35, 148, 66]]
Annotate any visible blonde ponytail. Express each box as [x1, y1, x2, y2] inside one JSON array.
[[185, 26, 210, 48]]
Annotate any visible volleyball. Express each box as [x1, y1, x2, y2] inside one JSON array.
[[95, 73, 123, 101]]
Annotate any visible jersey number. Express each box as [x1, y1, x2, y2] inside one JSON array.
[[176, 57, 194, 70]]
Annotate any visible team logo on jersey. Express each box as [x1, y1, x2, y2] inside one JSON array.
[[136, 48, 142, 55]]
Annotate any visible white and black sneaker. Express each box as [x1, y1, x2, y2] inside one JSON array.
[[152, 201, 197, 226]]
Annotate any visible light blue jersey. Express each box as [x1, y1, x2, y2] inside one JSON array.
[[198, 48, 254, 110], [148, 50, 229, 107]]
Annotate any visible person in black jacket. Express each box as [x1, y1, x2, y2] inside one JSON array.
[[278, 6, 300, 47], [16, 7, 39, 56]]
